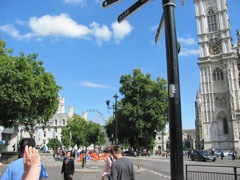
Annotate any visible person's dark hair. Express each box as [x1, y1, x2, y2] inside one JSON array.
[[66, 150, 72, 156], [19, 138, 36, 154]]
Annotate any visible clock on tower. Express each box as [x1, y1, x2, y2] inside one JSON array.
[[209, 40, 222, 55]]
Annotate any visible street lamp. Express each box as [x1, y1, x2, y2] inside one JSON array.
[[106, 93, 119, 145]]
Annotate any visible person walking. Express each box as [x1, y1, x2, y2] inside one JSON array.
[[232, 151, 235, 160], [61, 151, 75, 180], [110, 145, 135, 180], [102, 150, 115, 180], [220, 151, 224, 160]]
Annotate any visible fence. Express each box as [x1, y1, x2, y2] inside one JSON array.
[[186, 164, 240, 180]]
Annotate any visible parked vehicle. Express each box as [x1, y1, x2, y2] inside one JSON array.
[[190, 150, 216, 162], [214, 150, 232, 157], [214, 150, 222, 157], [123, 151, 136, 157]]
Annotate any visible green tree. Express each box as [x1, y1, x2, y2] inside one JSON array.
[[61, 114, 106, 148], [47, 138, 62, 151], [61, 114, 87, 148], [105, 116, 114, 143], [0, 38, 62, 137], [87, 121, 106, 146], [117, 68, 168, 150]]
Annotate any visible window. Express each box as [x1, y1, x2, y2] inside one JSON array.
[[223, 118, 228, 134], [213, 68, 224, 81], [158, 137, 161, 140], [207, 9, 217, 32], [43, 140, 46, 144], [54, 127, 57, 133], [44, 131, 46, 137], [55, 119, 57, 125], [63, 119, 66, 125]]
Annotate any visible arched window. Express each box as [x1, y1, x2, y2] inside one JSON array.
[[207, 9, 218, 32], [213, 68, 224, 81], [223, 118, 228, 134]]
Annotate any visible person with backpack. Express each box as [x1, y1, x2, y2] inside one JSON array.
[[102, 149, 115, 180], [61, 151, 75, 180]]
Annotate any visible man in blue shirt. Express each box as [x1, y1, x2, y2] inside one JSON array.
[[1, 138, 48, 180]]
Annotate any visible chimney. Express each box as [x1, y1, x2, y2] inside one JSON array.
[[68, 106, 73, 118]]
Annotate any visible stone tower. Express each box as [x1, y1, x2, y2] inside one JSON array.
[[194, 0, 240, 150]]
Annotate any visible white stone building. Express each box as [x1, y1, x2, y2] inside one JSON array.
[[194, 0, 240, 150], [1, 97, 73, 151]]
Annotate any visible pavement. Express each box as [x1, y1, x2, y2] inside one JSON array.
[[1, 153, 239, 179], [33, 153, 148, 179]]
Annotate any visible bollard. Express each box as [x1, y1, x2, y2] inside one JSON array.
[[82, 156, 85, 168], [137, 156, 140, 170]]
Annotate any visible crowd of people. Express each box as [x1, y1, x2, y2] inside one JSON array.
[[0, 138, 135, 180]]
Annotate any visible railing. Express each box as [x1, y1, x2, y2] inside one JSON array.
[[186, 165, 240, 180]]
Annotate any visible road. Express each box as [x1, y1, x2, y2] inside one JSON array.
[[0, 154, 239, 180]]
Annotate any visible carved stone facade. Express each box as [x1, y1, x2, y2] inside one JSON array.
[[194, 0, 240, 150]]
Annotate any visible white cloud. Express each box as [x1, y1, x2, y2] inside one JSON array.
[[179, 48, 199, 56], [80, 81, 112, 88], [178, 37, 197, 46], [29, 14, 91, 39], [112, 20, 133, 43], [64, 0, 86, 6], [1, 13, 131, 44], [150, 24, 158, 31], [0, 24, 32, 40], [90, 22, 112, 45]]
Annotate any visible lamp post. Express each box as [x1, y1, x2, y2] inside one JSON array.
[[106, 93, 119, 145], [163, 0, 183, 179]]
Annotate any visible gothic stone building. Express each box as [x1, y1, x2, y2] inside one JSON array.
[[194, 0, 240, 150]]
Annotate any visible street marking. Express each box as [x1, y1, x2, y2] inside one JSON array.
[[149, 170, 171, 179]]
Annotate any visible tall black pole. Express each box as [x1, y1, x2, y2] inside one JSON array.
[[162, 0, 184, 180], [112, 103, 115, 145], [114, 93, 119, 145]]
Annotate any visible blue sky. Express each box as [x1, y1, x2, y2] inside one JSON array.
[[0, 0, 239, 128]]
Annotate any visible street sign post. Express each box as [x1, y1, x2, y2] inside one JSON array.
[[102, 0, 184, 179], [102, 0, 121, 9], [117, 0, 151, 23], [86, 155, 90, 161], [155, 13, 165, 44]]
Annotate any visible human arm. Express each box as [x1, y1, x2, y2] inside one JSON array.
[[61, 160, 65, 174], [22, 145, 41, 180], [70, 158, 75, 178], [102, 156, 110, 179]]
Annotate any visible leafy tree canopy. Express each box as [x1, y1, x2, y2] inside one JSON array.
[[47, 138, 62, 151], [115, 68, 168, 150], [0, 38, 62, 137], [61, 114, 106, 148]]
